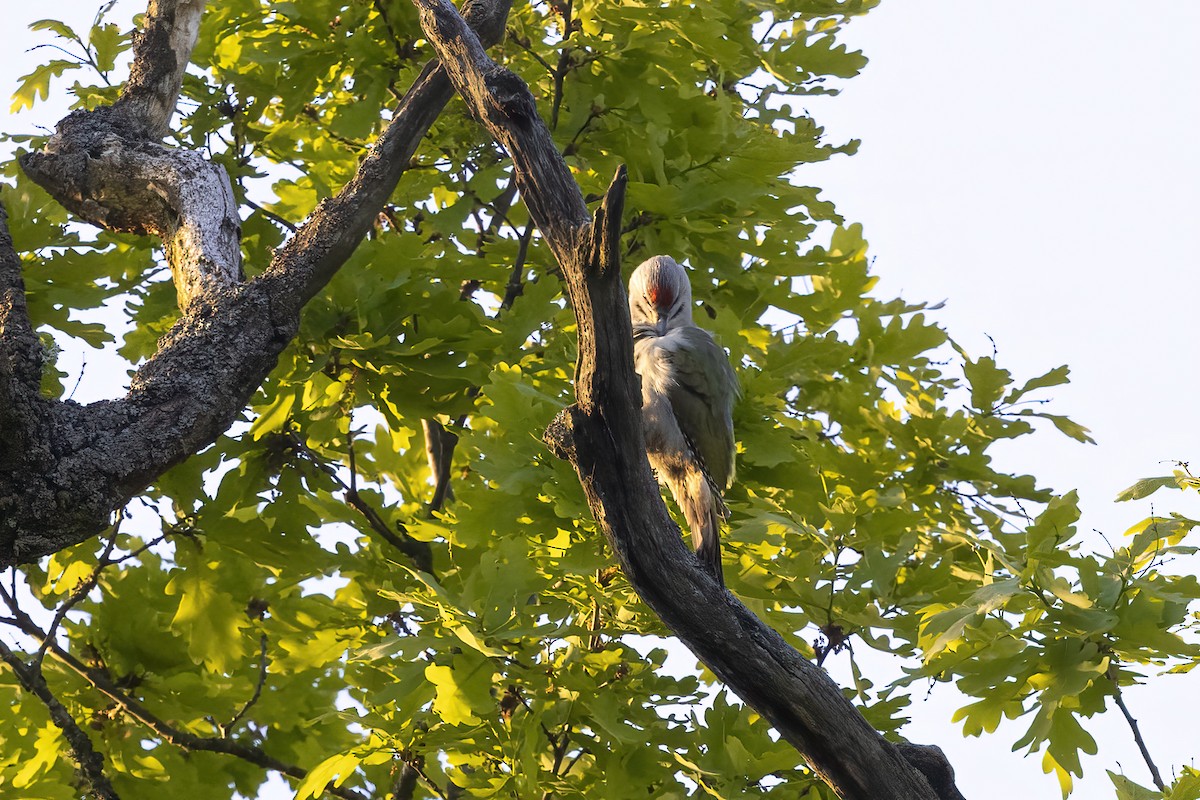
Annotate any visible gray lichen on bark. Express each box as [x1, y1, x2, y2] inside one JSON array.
[[0, 0, 512, 565]]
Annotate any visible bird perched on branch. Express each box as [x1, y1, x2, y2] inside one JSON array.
[[629, 255, 740, 587]]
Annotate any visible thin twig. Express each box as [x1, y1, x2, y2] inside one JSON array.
[[1109, 666, 1166, 790], [36, 511, 124, 667], [373, 0, 414, 61], [560, 746, 590, 777], [508, 34, 556, 75], [287, 431, 433, 571], [112, 531, 172, 565], [243, 197, 299, 232], [548, 0, 575, 131], [66, 355, 87, 401], [499, 222, 535, 312], [347, 425, 360, 495], [3, 608, 367, 800], [224, 633, 269, 737], [512, 685, 562, 754], [410, 759, 448, 800]]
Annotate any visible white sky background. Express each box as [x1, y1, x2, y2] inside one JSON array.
[[804, 4, 1200, 797], [2, 1, 1199, 798]]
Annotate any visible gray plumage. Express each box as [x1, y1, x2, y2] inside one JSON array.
[[629, 255, 739, 587]]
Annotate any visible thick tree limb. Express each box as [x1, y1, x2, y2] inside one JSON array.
[[410, 1, 964, 798], [22, 0, 236, 314], [1, 0, 512, 566], [116, 0, 206, 139], [21, 139, 242, 313], [0, 204, 42, 393]]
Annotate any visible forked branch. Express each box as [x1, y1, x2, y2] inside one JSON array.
[[411, 1, 963, 797], [1, 0, 512, 566]]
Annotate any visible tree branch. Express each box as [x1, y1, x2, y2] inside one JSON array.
[[35, 513, 122, 668], [22, 0, 239, 314], [116, 0, 205, 139], [410, 2, 963, 797], [421, 419, 459, 513], [1, 0, 514, 566], [287, 432, 434, 572], [0, 203, 42, 394], [223, 632, 269, 738], [0, 638, 121, 800], [1109, 665, 1166, 791], [0, 604, 366, 800], [392, 760, 420, 800]]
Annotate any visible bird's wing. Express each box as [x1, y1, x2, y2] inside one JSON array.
[[661, 327, 739, 489]]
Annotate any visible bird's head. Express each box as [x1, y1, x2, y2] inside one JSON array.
[[629, 255, 694, 338]]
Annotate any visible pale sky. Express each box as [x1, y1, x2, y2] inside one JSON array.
[[802, 4, 1200, 797], [2, 2, 1199, 798]]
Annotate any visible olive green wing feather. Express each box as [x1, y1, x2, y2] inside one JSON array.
[[663, 327, 739, 489]]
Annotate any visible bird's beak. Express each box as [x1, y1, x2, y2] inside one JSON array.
[[655, 317, 668, 337]]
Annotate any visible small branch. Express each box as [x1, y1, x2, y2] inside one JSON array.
[[35, 513, 123, 667], [421, 419, 459, 513], [243, 197, 298, 233], [586, 596, 604, 652], [224, 633, 269, 737], [499, 222, 535, 312], [560, 746, 589, 777], [508, 33, 556, 76], [0, 639, 121, 800], [347, 424, 360, 494], [1109, 666, 1166, 791], [287, 432, 434, 572], [510, 685, 561, 754], [470, 175, 521, 251], [2, 606, 366, 800], [409, 759, 448, 800], [548, 0, 575, 131], [374, 0, 419, 62]]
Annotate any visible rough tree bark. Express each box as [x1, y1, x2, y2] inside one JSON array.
[[1, 1, 969, 797], [410, 1, 966, 798], [0, 0, 511, 566]]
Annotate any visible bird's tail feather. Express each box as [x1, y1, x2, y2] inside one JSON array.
[[680, 472, 725, 589], [694, 510, 724, 589]]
